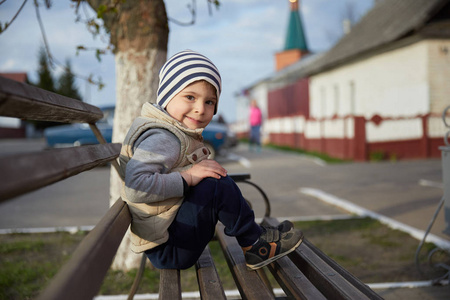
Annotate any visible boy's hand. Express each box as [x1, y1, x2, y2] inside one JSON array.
[[181, 160, 227, 186]]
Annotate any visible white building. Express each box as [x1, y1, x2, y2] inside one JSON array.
[[235, 0, 449, 161]]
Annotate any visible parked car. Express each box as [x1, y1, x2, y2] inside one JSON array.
[[44, 105, 115, 148], [44, 106, 237, 158], [202, 116, 237, 159]]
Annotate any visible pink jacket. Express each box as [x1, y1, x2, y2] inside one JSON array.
[[250, 107, 262, 126]]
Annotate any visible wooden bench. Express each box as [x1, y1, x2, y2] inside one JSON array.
[[159, 174, 382, 300], [0, 76, 382, 299]]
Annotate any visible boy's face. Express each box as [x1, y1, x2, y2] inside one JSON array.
[[166, 81, 217, 130]]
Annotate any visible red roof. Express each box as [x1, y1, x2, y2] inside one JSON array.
[[0, 72, 28, 83]]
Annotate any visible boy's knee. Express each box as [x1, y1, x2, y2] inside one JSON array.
[[193, 177, 218, 192], [196, 175, 231, 188], [191, 176, 239, 198]]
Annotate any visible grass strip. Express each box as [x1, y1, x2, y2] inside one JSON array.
[[1, 217, 448, 299]]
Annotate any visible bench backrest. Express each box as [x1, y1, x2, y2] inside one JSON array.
[[0, 76, 130, 300]]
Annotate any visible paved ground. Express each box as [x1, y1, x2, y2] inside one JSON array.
[[1, 138, 449, 299]]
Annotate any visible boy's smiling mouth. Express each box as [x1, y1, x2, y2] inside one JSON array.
[[185, 116, 204, 126]]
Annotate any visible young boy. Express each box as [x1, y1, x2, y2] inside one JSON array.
[[118, 50, 303, 270]]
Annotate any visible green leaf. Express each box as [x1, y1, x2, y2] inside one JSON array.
[[212, 0, 221, 9], [97, 4, 108, 19], [95, 49, 102, 62], [0, 22, 9, 33]]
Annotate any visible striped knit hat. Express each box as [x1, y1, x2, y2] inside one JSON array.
[[157, 50, 222, 114]]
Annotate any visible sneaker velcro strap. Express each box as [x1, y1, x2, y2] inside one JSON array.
[[262, 228, 280, 242]]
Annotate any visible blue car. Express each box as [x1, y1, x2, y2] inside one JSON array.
[[44, 106, 236, 158], [44, 106, 115, 147]]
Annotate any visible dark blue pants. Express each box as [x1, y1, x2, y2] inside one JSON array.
[[250, 125, 261, 145], [145, 176, 262, 269]]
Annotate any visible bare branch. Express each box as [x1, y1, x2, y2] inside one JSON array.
[[207, 0, 220, 16], [0, 0, 29, 34], [34, 0, 53, 65], [33, 0, 105, 89], [168, 0, 196, 26]]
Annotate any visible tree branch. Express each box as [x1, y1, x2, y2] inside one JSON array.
[[168, 0, 196, 26], [0, 0, 29, 34], [33, 0, 105, 89]]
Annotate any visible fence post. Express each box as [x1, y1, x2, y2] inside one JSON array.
[[353, 116, 367, 161], [441, 106, 450, 236]]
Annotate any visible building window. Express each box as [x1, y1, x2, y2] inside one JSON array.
[[334, 85, 339, 116], [350, 81, 355, 115], [321, 87, 326, 118]]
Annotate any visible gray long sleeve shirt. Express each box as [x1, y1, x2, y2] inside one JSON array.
[[124, 128, 185, 204]]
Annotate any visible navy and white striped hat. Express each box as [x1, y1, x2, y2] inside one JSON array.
[[157, 50, 222, 114]]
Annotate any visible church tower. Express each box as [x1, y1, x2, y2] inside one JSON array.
[[275, 0, 309, 71]]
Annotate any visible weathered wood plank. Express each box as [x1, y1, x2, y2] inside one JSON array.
[[159, 269, 181, 300], [303, 238, 383, 300], [36, 199, 131, 300], [229, 173, 251, 182], [263, 217, 381, 300], [289, 242, 371, 299], [268, 256, 327, 299], [0, 143, 121, 202], [215, 223, 275, 300], [0, 76, 103, 123], [262, 218, 328, 299], [195, 246, 227, 300]]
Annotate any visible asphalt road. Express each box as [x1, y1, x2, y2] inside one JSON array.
[[0, 138, 447, 241], [1, 138, 450, 299]]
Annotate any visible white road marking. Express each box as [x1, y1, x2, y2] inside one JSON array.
[[299, 187, 450, 251], [226, 152, 251, 168], [418, 179, 443, 189]]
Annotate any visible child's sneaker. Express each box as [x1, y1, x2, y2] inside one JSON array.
[[242, 221, 303, 270]]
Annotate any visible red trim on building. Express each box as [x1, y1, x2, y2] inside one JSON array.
[[268, 131, 444, 161], [259, 74, 446, 161], [0, 127, 26, 139], [268, 78, 309, 119]]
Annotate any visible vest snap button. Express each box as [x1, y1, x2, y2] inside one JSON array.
[[192, 154, 198, 161]]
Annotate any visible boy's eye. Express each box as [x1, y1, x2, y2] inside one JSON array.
[[206, 100, 216, 106], [185, 95, 195, 101]]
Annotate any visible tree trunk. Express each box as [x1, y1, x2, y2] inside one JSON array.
[[87, 0, 169, 271]]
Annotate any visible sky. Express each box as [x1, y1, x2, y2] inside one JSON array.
[[0, 0, 375, 123]]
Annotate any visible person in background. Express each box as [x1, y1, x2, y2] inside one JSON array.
[[249, 99, 262, 152]]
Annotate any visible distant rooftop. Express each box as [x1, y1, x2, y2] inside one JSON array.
[[304, 0, 450, 75], [0, 72, 28, 83]]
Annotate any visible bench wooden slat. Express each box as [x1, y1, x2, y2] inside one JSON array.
[[303, 238, 382, 300], [268, 256, 327, 299], [291, 243, 371, 299], [263, 217, 377, 299], [229, 173, 251, 182], [0, 76, 103, 123], [159, 269, 181, 300], [0, 143, 121, 202], [215, 223, 276, 300], [37, 199, 131, 300], [195, 246, 227, 300]]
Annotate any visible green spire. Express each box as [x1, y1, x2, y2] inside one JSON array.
[[284, 0, 308, 51]]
